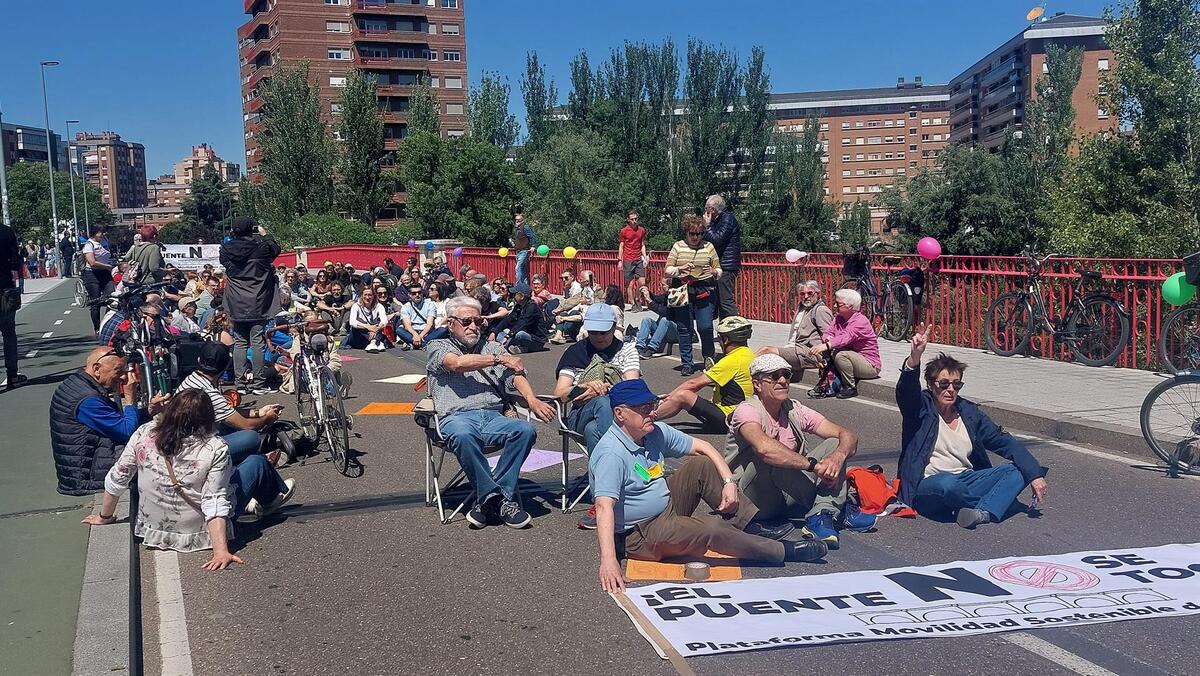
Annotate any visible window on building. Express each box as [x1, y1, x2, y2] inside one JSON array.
[[430, 76, 440, 88], [329, 75, 347, 87], [867, 136, 881, 144], [331, 102, 344, 114], [842, 187, 851, 194], [328, 48, 350, 60], [896, 118, 905, 126], [841, 121, 850, 129], [909, 111, 917, 118], [442, 23, 460, 35], [842, 170, 851, 177], [855, 121, 864, 128], [921, 134, 930, 142], [442, 0, 459, 6], [446, 103, 464, 115], [897, 152, 905, 159], [909, 160, 918, 167], [1098, 58, 1110, 71], [921, 118, 930, 126], [855, 137, 864, 145], [868, 153, 881, 160], [909, 144, 918, 151], [1098, 108, 1109, 119], [884, 120, 894, 127], [933, 133, 943, 141], [326, 20, 350, 33], [445, 76, 463, 89], [856, 186, 866, 193], [447, 129, 465, 137], [444, 50, 461, 62], [885, 168, 894, 176], [855, 153, 865, 160], [325, 0, 345, 5], [824, 187, 830, 195], [841, 138, 850, 146], [897, 167, 906, 175], [842, 154, 851, 161], [855, 169, 865, 176], [820, 123, 829, 131]]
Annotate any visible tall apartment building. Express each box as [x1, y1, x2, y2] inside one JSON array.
[[73, 132, 148, 210], [174, 143, 241, 184], [1, 122, 66, 170], [949, 13, 1115, 149], [238, 0, 468, 201]]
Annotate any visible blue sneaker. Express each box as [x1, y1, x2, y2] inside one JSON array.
[[801, 511, 839, 550], [838, 502, 878, 533]]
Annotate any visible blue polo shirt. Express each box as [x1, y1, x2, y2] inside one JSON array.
[[588, 421, 693, 531]]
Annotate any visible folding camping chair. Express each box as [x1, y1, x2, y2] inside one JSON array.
[[536, 395, 591, 513], [412, 396, 481, 524]]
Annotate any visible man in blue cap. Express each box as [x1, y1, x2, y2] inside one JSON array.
[[590, 379, 828, 592], [552, 302, 640, 455]]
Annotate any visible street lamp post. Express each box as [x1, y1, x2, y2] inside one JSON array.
[[0, 107, 11, 227], [40, 60, 60, 240], [65, 119, 80, 245]]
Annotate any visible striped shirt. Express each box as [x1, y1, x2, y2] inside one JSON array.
[[666, 241, 721, 282], [177, 371, 235, 422]]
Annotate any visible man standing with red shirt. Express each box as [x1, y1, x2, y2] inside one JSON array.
[[617, 210, 648, 311]]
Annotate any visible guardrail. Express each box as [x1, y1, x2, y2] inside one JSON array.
[[278, 245, 1180, 371]]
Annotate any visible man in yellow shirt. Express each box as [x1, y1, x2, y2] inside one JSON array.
[[651, 316, 755, 434]]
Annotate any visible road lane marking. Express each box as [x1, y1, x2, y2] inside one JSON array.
[[1014, 434, 1200, 483], [25, 350, 38, 358], [41, 331, 53, 338], [1002, 634, 1118, 676], [154, 550, 195, 676], [54, 319, 63, 325], [63, 309, 71, 315]]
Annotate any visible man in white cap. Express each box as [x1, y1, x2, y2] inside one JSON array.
[[725, 353, 877, 551]]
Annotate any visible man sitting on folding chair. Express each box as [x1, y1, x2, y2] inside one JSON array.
[[426, 295, 556, 529]]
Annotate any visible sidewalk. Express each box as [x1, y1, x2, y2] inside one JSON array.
[[625, 308, 1161, 455]]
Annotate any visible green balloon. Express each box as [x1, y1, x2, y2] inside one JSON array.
[[536, 244, 550, 256], [1163, 271, 1197, 306]]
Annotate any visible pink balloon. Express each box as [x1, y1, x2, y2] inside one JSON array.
[[917, 237, 942, 261]]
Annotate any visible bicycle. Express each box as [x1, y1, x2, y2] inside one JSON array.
[[279, 315, 354, 476], [984, 249, 1131, 367], [92, 281, 180, 410], [1140, 372, 1200, 476], [1155, 252, 1200, 374], [838, 242, 922, 342], [72, 253, 89, 307]]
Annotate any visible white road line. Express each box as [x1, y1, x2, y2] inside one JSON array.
[[154, 550, 195, 676], [63, 309, 71, 315], [53, 319, 63, 325], [25, 350, 38, 358], [41, 331, 53, 338], [1002, 634, 1118, 676], [1014, 434, 1200, 482]]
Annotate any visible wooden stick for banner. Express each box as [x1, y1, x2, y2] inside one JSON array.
[[611, 591, 696, 676]]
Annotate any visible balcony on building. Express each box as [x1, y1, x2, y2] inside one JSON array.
[[355, 45, 434, 69], [948, 102, 975, 128], [369, 71, 426, 95], [354, 0, 436, 14], [948, 85, 974, 106], [981, 82, 1018, 108], [377, 97, 410, 122], [980, 57, 1020, 87], [242, 23, 275, 61], [353, 16, 433, 42]]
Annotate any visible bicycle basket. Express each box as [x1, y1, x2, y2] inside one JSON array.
[[842, 251, 870, 278], [1184, 251, 1200, 286]]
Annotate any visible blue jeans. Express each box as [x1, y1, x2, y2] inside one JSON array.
[[508, 330, 544, 352], [515, 249, 530, 287], [229, 454, 288, 516], [395, 325, 447, 348], [440, 409, 536, 502], [221, 429, 265, 465], [675, 293, 715, 367], [913, 465, 1027, 521], [637, 317, 677, 351], [567, 395, 614, 454]]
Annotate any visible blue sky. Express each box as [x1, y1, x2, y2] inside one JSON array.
[[0, 0, 1110, 177]]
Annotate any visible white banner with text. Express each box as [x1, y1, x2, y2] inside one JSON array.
[[162, 244, 222, 271], [617, 543, 1200, 658]]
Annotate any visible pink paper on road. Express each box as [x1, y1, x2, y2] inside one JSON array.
[[339, 355, 365, 362], [487, 448, 584, 473]]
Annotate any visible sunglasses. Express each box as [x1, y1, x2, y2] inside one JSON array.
[[560, 276, 571, 281], [799, 291, 817, 297], [755, 369, 793, 382], [933, 379, 965, 391], [623, 401, 659, 416], [450, 316, 486, 327], [686, 231, 704, 237]]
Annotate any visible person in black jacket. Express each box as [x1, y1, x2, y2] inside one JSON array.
[[0, 221, 25, 389], [703, 194, 742, 319], [219, 218, 281, 394], [633, 277, 681, 360], [58, 231, 76, 278], [501, 283, 547, 354], [896, 324, 1048, 529]]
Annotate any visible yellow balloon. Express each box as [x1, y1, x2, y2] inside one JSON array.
[[498, 247, 509, 258], [563, 246, 578, 259]]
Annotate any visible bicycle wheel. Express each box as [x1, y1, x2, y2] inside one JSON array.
[[320, 366, 352, 475], [984, 292, 1033, 357], [1067, 295, 1130, 367], [879, 281, 914, 342], [74, 279, 88, 307], [1140, 373, 1200, 472], [1157, 305, 1200, 374], [294, 360, 318, 441]]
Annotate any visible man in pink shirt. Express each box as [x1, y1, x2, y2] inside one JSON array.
[[616, 210, 647, 311], [809, 288, 882, 399]]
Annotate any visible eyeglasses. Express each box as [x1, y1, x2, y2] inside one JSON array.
[[933, 379, 965, 391], [623, 401, 659, 416], [450, 316, 486, 327], [754, 369, 793, 382], [686, 231, 704, 238], [799, 291, 817, 297], [560, 276, 571, 281]]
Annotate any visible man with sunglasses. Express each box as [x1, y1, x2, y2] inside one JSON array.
[[426, 296, 556, 529], [758, 280, 833, 382], [591, 379, 828, 592], [50, 347, 170, 495], [727, 354, 876, 551], [897, 324, 1048, 529]]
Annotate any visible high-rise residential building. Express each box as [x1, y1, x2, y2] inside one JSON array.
[[948, 13, 1115, 150], [238, 0, 468, 220], [74, 132, 148, 209], [174, 143, 242, 184], [1, 121, 67, 170]]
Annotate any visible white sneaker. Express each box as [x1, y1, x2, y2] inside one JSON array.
[[365, 341, 380, 353], [261, 478, 297, 518], [240, 498, 263, 522]]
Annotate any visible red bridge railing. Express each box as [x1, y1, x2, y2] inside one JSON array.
[[279, 245, 1180, 371]]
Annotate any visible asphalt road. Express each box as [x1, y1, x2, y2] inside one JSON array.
[[151, 337, 1200, 676], [0, 279, 100, 676]]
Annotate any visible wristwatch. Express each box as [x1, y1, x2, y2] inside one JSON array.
[[806, 457, 818, 472], [493, 354, 501, 367], [722, 476, 737, 486]]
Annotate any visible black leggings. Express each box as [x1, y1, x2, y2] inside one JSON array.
[[82, 268, 115, 331], [687, 397, 731, 434]]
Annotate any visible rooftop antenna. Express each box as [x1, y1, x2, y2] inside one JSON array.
[[1026, 4, 1046, 22]]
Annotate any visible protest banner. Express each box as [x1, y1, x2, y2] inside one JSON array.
[[162, 244, 222, 271], [616, 542, 1200, 658]]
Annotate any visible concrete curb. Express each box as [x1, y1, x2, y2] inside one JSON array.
[[72, 494, 130, 675], [852, 379, 1150, 458]]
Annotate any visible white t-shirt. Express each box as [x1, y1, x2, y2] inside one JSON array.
[[349, 302, 388, 328], [178, 371, 236, 423], [924, 415, 974, 478], [82, 237, 113, 266]]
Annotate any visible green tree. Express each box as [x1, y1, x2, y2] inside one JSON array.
[[235, 178, 260, 220], [742, 118, 834, 251], [271, 212, 389, 249], [1010, 44, 1083, 195], [468, 73, 520, 151], [257, 62, 335, 226], [836, 201, 872, 251], [160, 166, 235, 244], [335, 69, 396, 225], [408, 80, 441, 136], [519, 52, 558, 149], [5, 162, 112, 242]]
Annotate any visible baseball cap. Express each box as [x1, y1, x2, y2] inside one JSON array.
[[179, 296, 198, 309], [750, 353, 792, 377], [324, 260, 334, 266], [609, 379, 658, 409], [582, 303, 617, 332], [197, 341, 232, 375], [510, 283, 531, 295]]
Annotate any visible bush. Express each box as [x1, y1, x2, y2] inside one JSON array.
[[271, 213, 388, 249]]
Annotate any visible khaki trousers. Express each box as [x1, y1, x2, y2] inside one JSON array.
[[832, 350, 880, 387], [737, 437, 847, 522]]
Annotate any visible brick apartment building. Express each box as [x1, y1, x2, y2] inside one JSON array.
[[72, 132, 148, 210], [117, 146, 243, 230], [174, 143, 241, 184], [238, 0, 468, 219]]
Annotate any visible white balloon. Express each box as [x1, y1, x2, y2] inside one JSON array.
[[785, 249, 808, 263]]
